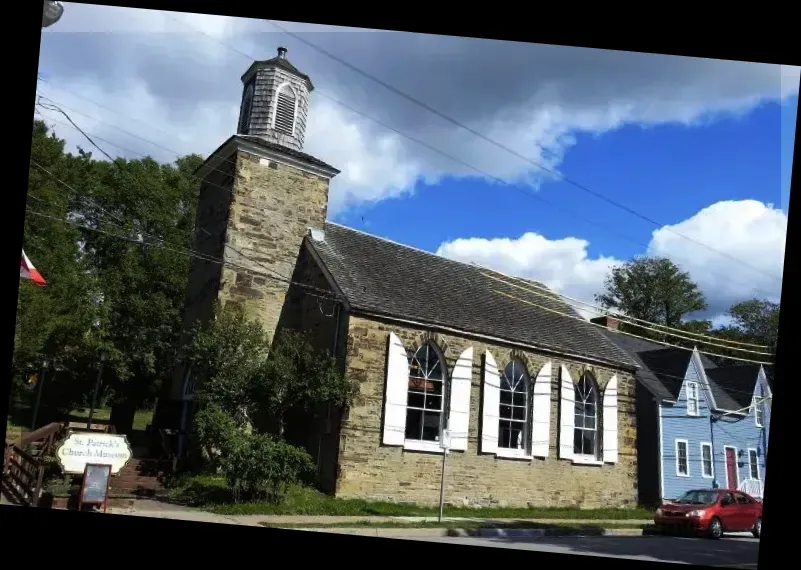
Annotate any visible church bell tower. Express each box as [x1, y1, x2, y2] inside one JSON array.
[[236, 46, 313, 152], [159, 47, 340, 427]]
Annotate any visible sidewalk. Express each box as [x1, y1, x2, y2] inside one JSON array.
[[108, 499, 654, 538]]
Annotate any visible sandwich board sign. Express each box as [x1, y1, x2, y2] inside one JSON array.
[[79, 464, 111, 512], [56, 432, 132, 475]]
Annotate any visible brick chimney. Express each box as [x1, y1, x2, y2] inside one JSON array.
[[591, 315, 619, 330]]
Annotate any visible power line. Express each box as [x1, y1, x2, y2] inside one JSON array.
[[491, 289, 772, 366], [264, 20, 781, 285], [153, 19, 779, 301], [479, 268, 773, 354], [33, 99, 776, 365]]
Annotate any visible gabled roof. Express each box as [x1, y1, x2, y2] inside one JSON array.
[[305, 222, 638, 369], [706, 365, 762, 410], [600, 328, 744, 412]]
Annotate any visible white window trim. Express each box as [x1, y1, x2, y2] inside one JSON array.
[[700, 442, 714, 479], [685, 381, 700, 417], [403, 439, 445, 454], [572, 454, 603, 466], [747, 448, 761, 480], [724, 445, 740, 489], [271, 82, 299, 137], [675, 439, 690, 477], [753, 397, 764, 428], [495, 448, 532, 460]]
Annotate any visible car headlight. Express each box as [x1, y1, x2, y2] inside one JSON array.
[[687, 510, 705, 517]]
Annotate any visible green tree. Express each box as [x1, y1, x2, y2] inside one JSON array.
[[712, 299, 779, 375], [14, 122, 105, 417], [595, 257, 707, 336]]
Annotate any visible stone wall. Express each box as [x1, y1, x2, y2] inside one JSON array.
[[336, 315, 639, 508], [217, 149, 330, 345]]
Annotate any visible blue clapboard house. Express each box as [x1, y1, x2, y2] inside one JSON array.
[[594, 316, 772, 506]]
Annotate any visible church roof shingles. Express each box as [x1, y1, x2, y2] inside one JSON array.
[[306, 222, 638, 369]]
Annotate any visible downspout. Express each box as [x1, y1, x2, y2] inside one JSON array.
[[317, 302, 342, 479]]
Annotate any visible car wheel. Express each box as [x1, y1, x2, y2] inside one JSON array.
[[751, 518, 761, 538], [708, 517, 723, 540]]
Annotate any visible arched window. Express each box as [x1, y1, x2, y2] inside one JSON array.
[[574, 373, 599, 458], [238, 81, 254, 134], [499, 359, 529, 451], [405, 342, 447, 443], [273, 84, 297, 136]]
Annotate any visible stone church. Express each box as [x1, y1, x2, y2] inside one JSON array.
[[157, 47, 641, 508]]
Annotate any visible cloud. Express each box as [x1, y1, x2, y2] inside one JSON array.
[[436, 200, 786, 322], [38, 5, 800, 215]]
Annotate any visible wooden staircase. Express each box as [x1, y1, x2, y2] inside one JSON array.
[[111, 458, 169, 497]]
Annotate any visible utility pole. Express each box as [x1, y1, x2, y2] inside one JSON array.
[[42, 1, 65, 28], [87, 349, 108, 430], [438, 428, 451, 523], [30, 358, 49, 430]]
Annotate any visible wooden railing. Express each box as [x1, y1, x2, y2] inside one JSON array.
[[2, 443, 45, 506], [2, 422, 66, 506]]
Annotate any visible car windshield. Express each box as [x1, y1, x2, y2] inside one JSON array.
[[672, 490, 718, 505]]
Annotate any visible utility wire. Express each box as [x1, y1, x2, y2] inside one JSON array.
[[264, 19, 781, 285], [33, 103, 775, 363], [492, 289, 773, 365], [35, 70, 780, 304], [479, 269, 773, 354], [477, 265, 771, 349]]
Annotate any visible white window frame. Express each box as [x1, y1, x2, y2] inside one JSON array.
[[675, 439, 690, 477], [685, 381, 700, 417], [496, 359, 531, 459], [700, 442, 714, 479], [753, 397, 764, 428], [403, 342, 448, 453], [573, 374, 600, 464], [748, 448, 761, 480]]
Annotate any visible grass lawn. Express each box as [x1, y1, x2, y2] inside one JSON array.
[[5, 404, 154, 442], [67, 407, 153, 431], [169, 474, 655, 520]]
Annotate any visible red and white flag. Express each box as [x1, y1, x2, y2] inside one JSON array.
[[21, 249, 47, 287]]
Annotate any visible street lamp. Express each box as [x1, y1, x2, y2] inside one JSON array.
[[30, 358, 49, 431], [42, 1, 64, 28], [87, 349, 108, 430]]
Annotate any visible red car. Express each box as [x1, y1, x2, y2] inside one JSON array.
[[653, 489, 762, 539]]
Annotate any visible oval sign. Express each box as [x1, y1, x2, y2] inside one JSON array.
[[56, 432, 133, 475]]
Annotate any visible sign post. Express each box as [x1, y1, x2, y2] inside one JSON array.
[[78, 463, 111, 512], [438, 428, 451, 523]]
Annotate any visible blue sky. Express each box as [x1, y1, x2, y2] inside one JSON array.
[[36, 6, 796, 322], [337, 98, 793, 262]]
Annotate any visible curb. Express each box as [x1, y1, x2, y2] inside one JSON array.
[[282, 526, 652, 538]]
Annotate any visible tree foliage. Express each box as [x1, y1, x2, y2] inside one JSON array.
[[181, 305, 353, 502], [16, 121, 202, 413], [595, 257, 707, 336]]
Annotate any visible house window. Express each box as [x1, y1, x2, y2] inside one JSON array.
[[499, 360, 530, 451], [238, 81, 255, 134], [676, 440, 689, 476], [686, 382, 699, 416], [274, 84, 297, 136], [753, 397, 764, 427], [748, 449, 760, 480], [573, 373, 599, 458], [405, 343, 446, 443], [700, 442, 713, 478]]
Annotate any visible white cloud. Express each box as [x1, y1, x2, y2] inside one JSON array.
[[38, 5, 800, 216], [436, 200, 787, 322]]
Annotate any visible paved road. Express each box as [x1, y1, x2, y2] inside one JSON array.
[[403, 534, 760, 567]]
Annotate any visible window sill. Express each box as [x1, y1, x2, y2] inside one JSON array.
[[572, 455, 603, 466], [495, 449, 532, 461], [403, 440, 445, 454], [701, 474, 714, 479], [676, 473, 691, 478]]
